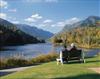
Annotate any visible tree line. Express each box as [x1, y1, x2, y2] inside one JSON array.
[[51, 27, 100, 48]]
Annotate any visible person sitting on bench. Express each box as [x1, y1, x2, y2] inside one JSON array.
[[56, 45, 68, 65], [70, 43, 77, 51], [62, 45, 68, 62]]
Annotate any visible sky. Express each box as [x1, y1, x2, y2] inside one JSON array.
[[0, 0, 100, 33]]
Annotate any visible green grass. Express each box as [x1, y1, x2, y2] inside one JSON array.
[[0, 55, 100, 79]]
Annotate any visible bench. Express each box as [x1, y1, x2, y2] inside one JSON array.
[[67, 49, 85, 63], [56, 49, 85, 65]]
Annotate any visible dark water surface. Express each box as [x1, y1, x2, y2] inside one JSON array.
[[0, 43, 100, 59], [0, 43, 61, 59]]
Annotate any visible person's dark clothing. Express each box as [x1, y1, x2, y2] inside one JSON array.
[[70, 46, 77, 51], [62, 48, 68, 61]]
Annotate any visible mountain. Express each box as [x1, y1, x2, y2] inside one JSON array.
[[51, 16, 100, 48], [15, 24, 54, 40], [62, 16, 100, 32], [0, 18, 44, 46], [0, 18, 14, 27]]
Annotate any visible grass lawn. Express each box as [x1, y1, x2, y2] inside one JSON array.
[[0, 55, 100, 79]]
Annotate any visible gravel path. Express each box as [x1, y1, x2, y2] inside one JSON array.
[[88, 67, 100, 74], [0, 66, 35, 76]]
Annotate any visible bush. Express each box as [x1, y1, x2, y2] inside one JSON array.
[[31, 52, 59, 63], [6, 58, 29, 67], [0, 52, 59, 69], [0, 59, 7, 69]]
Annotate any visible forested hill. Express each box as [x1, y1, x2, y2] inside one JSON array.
[[0, 18, 45, 46], [51, 16, 100, 48]]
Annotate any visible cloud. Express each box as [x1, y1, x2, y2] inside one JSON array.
[[43, 19, 52, 23], [0, 13, 7, 19], [31, 14, 42, 19], [51, 17, 80, 27], [8, 9, 17, 12], [11, 21, 20, 24], [8, 17, 20, 24], [8, 16, 16, 20], [37, 19, 53, 28], [56, 22, 65, 27], [0, 0, 8, 8], [25, 18, 35, 22], [51, 22, 64, 27], [0, 13, 19, 24], [51, 24, 55, 27], [51, 21, 63, 27], [38, 17, 80, 28], [65, 17, 80, 25], [38, 23, 47, 27], [25, 13, 42, 22], [38, 22, 50, 27]]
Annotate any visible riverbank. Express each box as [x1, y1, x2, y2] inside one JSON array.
[[0, 52, 58, 70], [0, 47, 100, 70], [0, 55, 100, 79]]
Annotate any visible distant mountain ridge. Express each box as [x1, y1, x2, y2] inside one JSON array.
[[0, 18, 54, 40], [15, 24, 54, 40], [62, 16, 100, 32]]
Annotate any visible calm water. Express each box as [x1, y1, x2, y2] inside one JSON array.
[[0, 43, 100, 59], [0, 43, 62, 59]]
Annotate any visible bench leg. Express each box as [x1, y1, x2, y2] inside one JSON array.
[[56, 59, 63, 65], [57, 60, 59, 65], [60, 59, 63, 65], [81, 59, 85, 63], [83, 59, 85, 63]]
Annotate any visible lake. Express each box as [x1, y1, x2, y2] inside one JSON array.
[[0, 43, 100, 59], [0, 43, 62, 59]]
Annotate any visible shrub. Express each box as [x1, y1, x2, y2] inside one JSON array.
[[0, 59, 7, 69], [31, 52, 59, 63], [0, 52, 59, 69], [6, 58, 32, 68]]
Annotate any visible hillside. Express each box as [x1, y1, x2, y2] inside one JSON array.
[[16, 24, 54, 40], [51, 16, 100, 48], [0, 18, 44, 46], [62, 16, 100, 32]]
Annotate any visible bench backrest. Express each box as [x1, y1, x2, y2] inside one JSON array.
[[69, 49, 82, 58], [62, 49, 69, 58]]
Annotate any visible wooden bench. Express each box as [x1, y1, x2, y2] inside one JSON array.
[[67, 49, 85, 63], [56, 49, 85, 65]]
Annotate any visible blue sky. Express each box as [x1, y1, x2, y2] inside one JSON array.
[[0, 0, 100, 33]]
